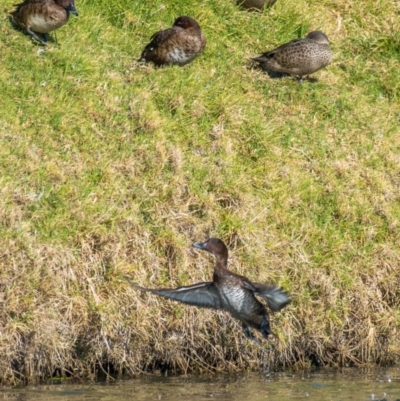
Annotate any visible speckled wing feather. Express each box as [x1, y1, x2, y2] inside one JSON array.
[[125, 276, 222, 309], [253, 38, 303, 62], [243, 280, 290, 312]]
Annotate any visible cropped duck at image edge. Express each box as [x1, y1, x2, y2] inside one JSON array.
[[125, 238, 290, 341], [237, 0, 277, 10], [10, 0, 78, 46]]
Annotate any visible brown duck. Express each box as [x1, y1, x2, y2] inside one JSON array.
[[139, 16, 206, 67], [10, 0, 78, 45], [125, 238, 290, 341], [252, 31, 332, 83], [238, 0, 277, 10]]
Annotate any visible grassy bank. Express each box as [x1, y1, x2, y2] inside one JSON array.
[[0, 0, 400, 384]]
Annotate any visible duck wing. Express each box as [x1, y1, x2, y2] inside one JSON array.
[[139, 27, 180, 64], [144, 26, 178, 51], [149, 29, 169, 45], [243, 280, 290, 312], [13, 0, 46, 6], [252, 38, 303, 62], [125, 276, 222, 309]]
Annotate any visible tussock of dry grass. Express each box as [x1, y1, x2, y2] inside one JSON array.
[[0, 0, 400, 384]]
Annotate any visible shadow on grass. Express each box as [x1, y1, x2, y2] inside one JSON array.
[[249, 62, 320, 83]]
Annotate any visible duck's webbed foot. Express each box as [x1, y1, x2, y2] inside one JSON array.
[[260, 316, 274, 339], [27, 28, 47, 45], [242, 323, 260, 343]]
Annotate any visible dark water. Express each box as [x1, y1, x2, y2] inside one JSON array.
[[1, 368, 399, 401]]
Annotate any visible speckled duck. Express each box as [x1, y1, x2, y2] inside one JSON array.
[[125, 238, 290, 341], [10, 0, 78, 45], [252, 30, 332, 82]]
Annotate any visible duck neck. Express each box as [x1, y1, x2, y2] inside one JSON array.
[[215, 255, 228, 270]]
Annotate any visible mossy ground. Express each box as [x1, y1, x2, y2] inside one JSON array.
[[0, 0, 399, 384]]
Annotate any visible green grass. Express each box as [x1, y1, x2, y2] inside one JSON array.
[[0, 0, 400, 383]]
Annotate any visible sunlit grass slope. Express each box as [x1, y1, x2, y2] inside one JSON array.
[[0, 0, 399, 383]]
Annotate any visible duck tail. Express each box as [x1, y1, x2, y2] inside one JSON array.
[[251, 56, 267, 63]]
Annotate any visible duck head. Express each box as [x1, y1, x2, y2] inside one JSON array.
[[173, 16, 200, 30], [306, 31, 329, 44], [192, 238, 228, 268], [57, 0, 78, 15]]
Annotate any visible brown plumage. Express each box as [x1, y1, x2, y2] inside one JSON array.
[[10, 0, 78, 45], [139, 16, 206, 67], [237, 0, 277, 10], [252, 31, 332, 83], [125, 238, 290, 341]]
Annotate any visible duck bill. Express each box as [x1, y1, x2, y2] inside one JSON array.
[[192, 241, 207, 250], [68, 3, 78, 16]]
